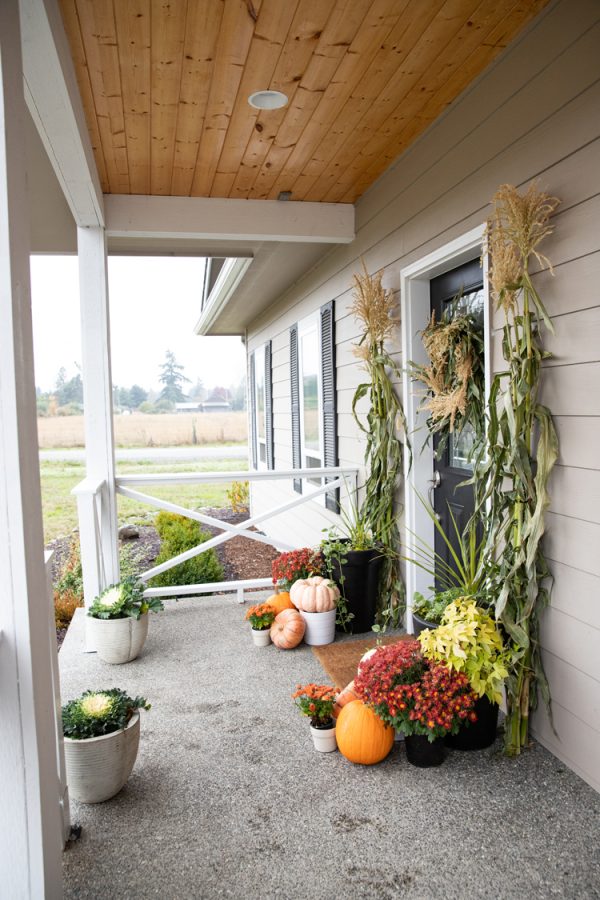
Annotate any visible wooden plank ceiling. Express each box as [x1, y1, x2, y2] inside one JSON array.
[[59, 0, 550, 203]]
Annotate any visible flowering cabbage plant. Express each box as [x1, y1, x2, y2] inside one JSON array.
[[354, 640, 477, 742], [245, 603, 276, 631], [292, 683, 337, 728], [272, 548, 323, 591], [62, 688, 150, 740], [88, 576, 163, 621]]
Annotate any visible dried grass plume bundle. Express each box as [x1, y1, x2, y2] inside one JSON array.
[[350, 261, 396, 362]]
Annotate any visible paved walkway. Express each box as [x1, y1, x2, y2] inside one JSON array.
[[41, 445, 248, 462], [60, 599, 600, 900]]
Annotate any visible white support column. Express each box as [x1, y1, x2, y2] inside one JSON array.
[[77, 225, 119, 597], [0, 1, 63, 895]]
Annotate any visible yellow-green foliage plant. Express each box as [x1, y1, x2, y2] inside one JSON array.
[[418, 597, 509, 705], [477, 182, 560, 754]]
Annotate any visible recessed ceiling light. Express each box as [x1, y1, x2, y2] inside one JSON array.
[[248, 90, 288, 110]]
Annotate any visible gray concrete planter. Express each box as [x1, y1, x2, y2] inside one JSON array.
[[88, 613, 149, 664], [64, 712, 140, 803]]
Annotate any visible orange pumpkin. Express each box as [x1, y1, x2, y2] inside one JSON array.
[[270, 608, 305, 649], [266, 591, 295, 616], [333, 680, 359, 719], [336, 700, 394, 765]]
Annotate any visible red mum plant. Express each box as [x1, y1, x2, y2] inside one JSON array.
[[292, 683, 337, 728], [354, 639, 478, 742], [272, 548, 323, 592]]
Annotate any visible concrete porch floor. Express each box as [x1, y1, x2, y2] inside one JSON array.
[[59, 597, 600, 900]]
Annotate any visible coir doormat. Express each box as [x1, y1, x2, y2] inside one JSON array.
[[312, 633, 412, 689]]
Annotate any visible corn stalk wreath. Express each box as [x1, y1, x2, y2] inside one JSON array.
[[350, 262, 408, 628], [477, 182, 560, 755]]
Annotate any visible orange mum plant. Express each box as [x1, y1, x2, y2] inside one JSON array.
[[244, 603, 276, 631], [292, 683, 337, 728]]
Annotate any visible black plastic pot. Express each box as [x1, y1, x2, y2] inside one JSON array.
[[331, 545, 384, 634], [405, 734, 445, 767], [445, 695, 500, 751], [411, 611, 439, 636]]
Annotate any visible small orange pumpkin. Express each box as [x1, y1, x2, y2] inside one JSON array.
[[336, 700, 394, 765], [290, 576, 340, 612], [333, 680, 359, 719], [270, 608, 305, 649], [266, 591, 295, 616]]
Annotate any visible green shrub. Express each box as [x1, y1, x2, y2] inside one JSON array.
[[150, 512, 223, 588]]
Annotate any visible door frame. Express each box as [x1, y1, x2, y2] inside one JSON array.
[[400, 225, 490, 632]]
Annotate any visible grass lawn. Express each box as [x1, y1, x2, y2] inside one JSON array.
[[40, 458, 249, 543]]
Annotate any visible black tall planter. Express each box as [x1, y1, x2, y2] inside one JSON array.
[[405, 734, 445, 767], [445, 695, 500, 751], [332, 546, 383, 634]]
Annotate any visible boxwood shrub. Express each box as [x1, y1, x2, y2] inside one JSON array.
[[150, 512, 223, 588]]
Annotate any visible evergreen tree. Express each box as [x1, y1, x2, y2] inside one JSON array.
[[158, 350, 190, 406], [129, 384, 148, 408]]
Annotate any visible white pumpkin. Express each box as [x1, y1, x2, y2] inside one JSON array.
[[290, 576, 340, 613]]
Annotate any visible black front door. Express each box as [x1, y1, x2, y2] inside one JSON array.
[[429, 258, 484, 589]]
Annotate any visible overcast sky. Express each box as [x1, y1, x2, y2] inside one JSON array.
[[30, 255, 247, 393]]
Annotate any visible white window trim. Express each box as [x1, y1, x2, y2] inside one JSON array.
[[298, 311, 325, 501], [400, 225, 490, 632], [253, 343, 267, 470]]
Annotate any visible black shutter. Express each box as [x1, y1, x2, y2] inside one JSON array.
[[264, 340, 274, 470], [290, 324, 302, 493], [320, 301, 338, 512], [249, 351, 257, 469]]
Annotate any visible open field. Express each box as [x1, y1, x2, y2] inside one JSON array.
[[37, 412, 248, 449], [40, 458, 248, 543]]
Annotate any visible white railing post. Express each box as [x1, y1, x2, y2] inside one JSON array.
[[78, 224, 119, 586], [73, 478, 105, 609], [45, 552, 71, 847]]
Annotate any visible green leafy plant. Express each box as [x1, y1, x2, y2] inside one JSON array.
[[150, 512, 224, 588], [477, 182, 560, 754], [88, 576, 164, 620], [226, 480, 250, 513], [350, 261, 408, 628], [418, 597, 510, 704], [244, 602, 276, 631], [62, 688, 150, 740], [411, 587, 465, 625], [292, 683, 337, 728]]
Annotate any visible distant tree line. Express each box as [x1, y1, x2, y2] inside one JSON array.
[[36, 351, 246, 416]]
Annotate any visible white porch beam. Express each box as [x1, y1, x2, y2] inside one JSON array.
[[0, 1, 63, 894], [105, 195, 355, 244], [78, 225, 119, 603], [19, 0, 104, 227]]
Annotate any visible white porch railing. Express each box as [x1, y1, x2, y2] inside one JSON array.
[[75, 466, 358, 607]]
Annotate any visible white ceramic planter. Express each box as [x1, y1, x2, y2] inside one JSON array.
[[299, 608, 336, 646], [251, 627, 271, 647], [310, 723, 337, 753], [64, 713, 140, 803], [87, 613, 149, 664]]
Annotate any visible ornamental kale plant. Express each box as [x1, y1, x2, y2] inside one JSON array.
[[272, 548, 323, 592], [354, 640, 477, 742], [245, 602, 276, 631], [88, 576, 164, 620], [292, 683, 337, 728], [62, 688, 150, 740]]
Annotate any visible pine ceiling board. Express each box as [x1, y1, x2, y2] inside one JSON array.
[[228, 0, 339, 198], [324, 0, 514, 203], [113, 0, 151, 195], [287, 0, 445, 202], [210, 0, 301, 198], [263, 0, 409, 201], [171, 1, 224, 196], [74, 0, 130, 193], [190, 0, 264, 197], [59, 0, 110, 192], [149, 0, 186, 195], [246, 0, 376, 200], [299, 0, 482, 202], [340, 0, 548, 202]]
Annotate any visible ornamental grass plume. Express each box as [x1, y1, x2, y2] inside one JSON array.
[[350, 260, 397, 361]]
